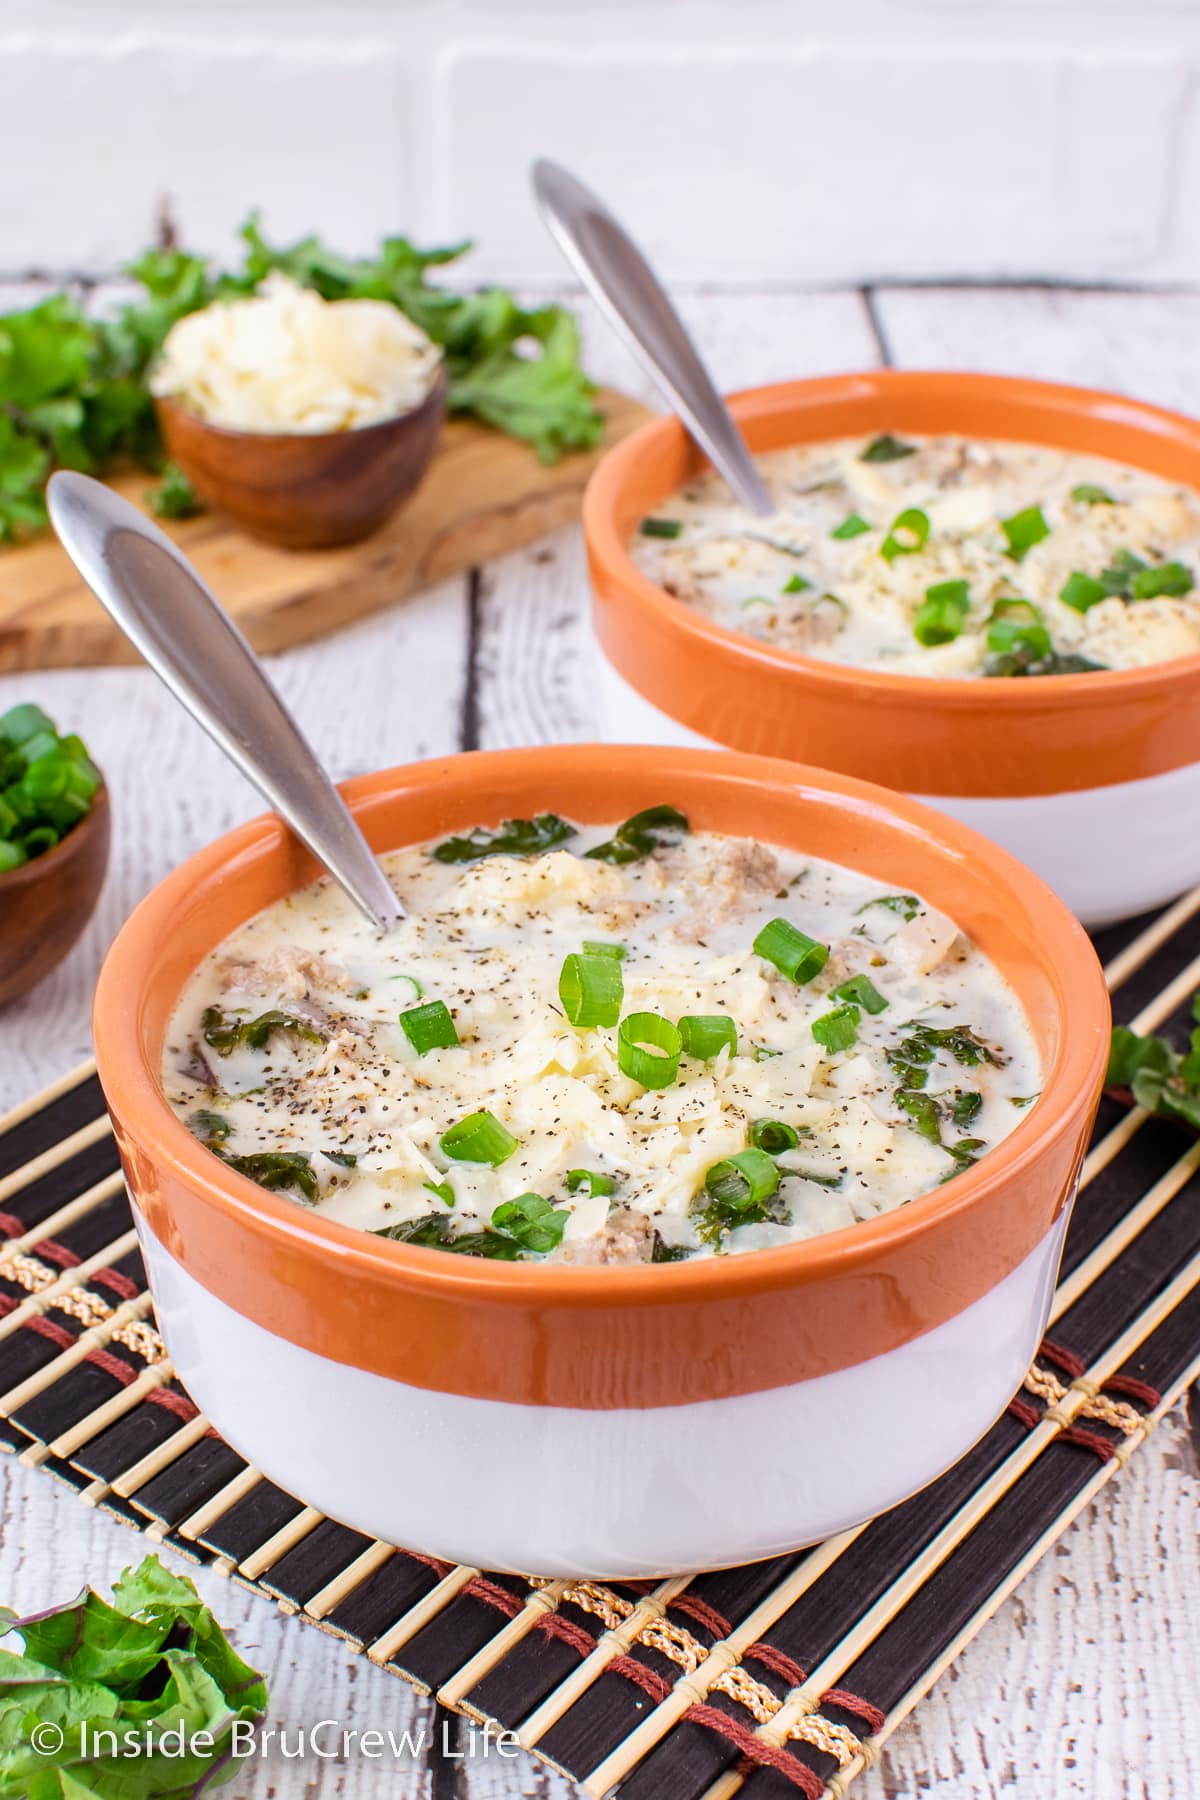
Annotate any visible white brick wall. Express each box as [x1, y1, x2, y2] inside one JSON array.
[[5, 4, 1200, 284]]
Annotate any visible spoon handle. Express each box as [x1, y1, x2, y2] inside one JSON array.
[[532, 159, 773, 518], [47, 472, 405, 931]]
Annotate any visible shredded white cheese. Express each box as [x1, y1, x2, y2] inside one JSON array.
[[150, 273, 442, 434]]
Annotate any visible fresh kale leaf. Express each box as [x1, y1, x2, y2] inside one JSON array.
[[0, 1554, 265, 1797], [430, 813, 576, 864]]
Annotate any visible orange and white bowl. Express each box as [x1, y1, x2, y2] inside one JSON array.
[[93, 745, 1108, 1577], [584, 372, 1200, 928]]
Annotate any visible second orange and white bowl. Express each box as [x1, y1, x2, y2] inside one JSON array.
[[93, 745, 1107, 1576], [584, 371, 1200, 927]]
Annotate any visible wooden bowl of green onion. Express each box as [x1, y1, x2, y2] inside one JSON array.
[[0, 705, 109, 1007]]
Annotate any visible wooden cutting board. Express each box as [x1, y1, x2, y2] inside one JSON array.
[[0, 388, 651, 673]]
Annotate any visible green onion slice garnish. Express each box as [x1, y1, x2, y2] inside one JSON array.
[[639, 516, 683, 539], [1059, 571, 1108, 614], [617, 1012, 682, 1089], [781, 572, 812, 594], [491, 1193, 570, 1254], [566, 1169, 618, 1197], [582, 940, 627, 960], [440, 1110, 518, 1166], [1130, 561, 1193, 600], [677, 1014, 738, 1060], [913, 578, 970, 647], [1000, 505, 1050, 560], [753, 917, 829, 984], [880, 508, 930, 563], [860, 434, 916, 464], [986, 598, 1051, 663], [704, 1148, 780, 1210], [400, 999, 459, 1054], [1070, 484, 1114, 505], [831, 512, 871, 540], [750, 1119, 800, 1155], [424, 1179, 455, 1206], [558, 952, 624, 1029], [833, 974, 888, 1014], [812, 1004, 861, 1053]]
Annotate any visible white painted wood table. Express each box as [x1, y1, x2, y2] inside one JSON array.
[[0, 285, 1197, 1800]]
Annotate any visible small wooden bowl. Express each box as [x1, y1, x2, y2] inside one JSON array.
[[0, 784, 110, 1007], [155, 365, 447, 550]]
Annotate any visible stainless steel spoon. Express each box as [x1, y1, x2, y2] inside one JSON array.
[[532, 158, 773, 517], [47, 471, 405, 931]]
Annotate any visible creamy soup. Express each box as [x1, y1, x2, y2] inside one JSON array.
[[631, 434, 1200, 677], [162, 810, 1040, 1264]]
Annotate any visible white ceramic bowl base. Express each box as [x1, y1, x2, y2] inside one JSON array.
[[138, 1207, 1068, 1580], [597, 655, 1200, 929]]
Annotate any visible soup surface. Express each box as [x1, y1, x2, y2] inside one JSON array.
[[630, 433, 1200, 677], [162, 810, 1040, 1264]]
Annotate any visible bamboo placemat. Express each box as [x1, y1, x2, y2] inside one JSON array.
[[0, 893, 1198, 1799]]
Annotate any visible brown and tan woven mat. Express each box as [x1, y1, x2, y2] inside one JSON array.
[[1, 892, 1199, 1799]]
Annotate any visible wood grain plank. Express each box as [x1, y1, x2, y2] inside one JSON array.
[[0, 392, 649, 673]]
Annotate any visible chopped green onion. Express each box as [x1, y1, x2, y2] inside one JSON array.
[[0, 704, 55, 745], [831, 512, 871, 540], [812, 1004, 861, 1053], [704, 1148, 780, 1209], [1099, 548, 1147, 598], [1071, 484, 1114, 505], [423, 1179, 453, 1205], [491, 1193, 570, 1254], [582, 939, 627, 960], [781, 572, 812, 594], [1059, 571, 1108, 614], [880, 508, 930, 562], [861, 434, 916, 464], [1130, 561, 1193, 600], [985, 598, 1052, 667], [617, 1012, 682, 1089], [1001, 506, 1050, 560], [400, 999, 459, 1054], [677, 1014, 738, 1060], [325, 1150, 358, 1169], [566, 1169, 618, 1197], [559, 952, 624, 1028], [833, 974, 888, 1014], [913, 578, 970, 647], [753, 917, 829, 984], [639, 516, 683, 539], [751, 1119, 800, 1155], [585, 804, 690, 866], [440, 1109, 518, 1166], [432, 813, 575, 864], [388, 973, 424, 999]]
